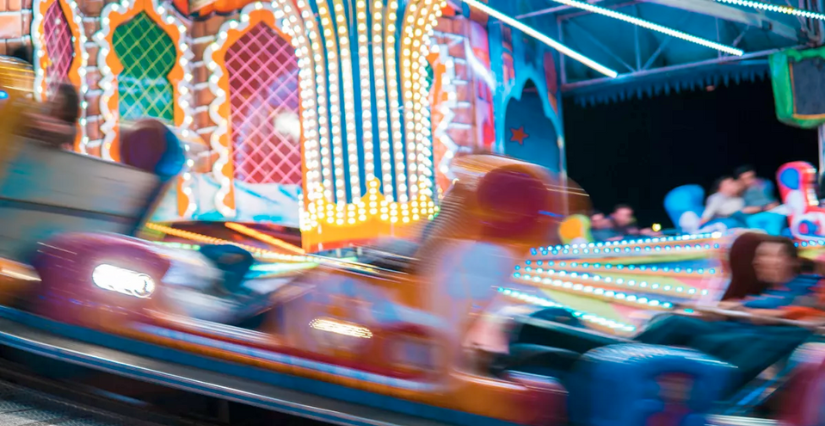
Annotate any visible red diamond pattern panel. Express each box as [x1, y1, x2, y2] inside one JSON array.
[[227, 23, 301, 185], [43, 1, 73, 99]]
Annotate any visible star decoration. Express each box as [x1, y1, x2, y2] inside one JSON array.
[[510, 127, 528, 145]]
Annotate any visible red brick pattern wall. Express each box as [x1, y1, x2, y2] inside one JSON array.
[[432, 14, 482, 150], [0, 0, 33, 56]]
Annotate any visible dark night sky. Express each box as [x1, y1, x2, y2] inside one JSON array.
[[563, 78, 819, 228]]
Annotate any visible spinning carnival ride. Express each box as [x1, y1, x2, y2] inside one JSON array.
[[10, 0, 825, 425]]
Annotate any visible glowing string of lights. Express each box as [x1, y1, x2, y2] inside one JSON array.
[[417, 3, 441, 199], [292, 0, 329, 234], [145, 223, 308, 262], [516, 273, 676, 310], [281, 0, 323, 227], [294, 0, 331, 204], [462, 0, 618, 78], [498, 287, 637, 333], [716, 0, 825, 20], [318, 4, 346, 204], [372, 0, 394, 200], [225, 222, 306, 255], [356, 0, 375, 186], [516, 268, 707, 302], [529, 232, 722, 258], [386, 0, 408, 203], [550, 0, 744, 56], [31, 0, 89, 151], [520, 260, 719, 276], [401, 0, 420, 203], [299, 0, 438, 240], [333, 0, 361, 203]]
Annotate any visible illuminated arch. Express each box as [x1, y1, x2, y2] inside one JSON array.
[[205, 2, 301, 217], [95, 0, 194, 161], [31, 0, 87, 151]]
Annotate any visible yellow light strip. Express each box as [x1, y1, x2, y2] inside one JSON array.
[[145, 223, 308, 262], [225, 222, 306, 255]]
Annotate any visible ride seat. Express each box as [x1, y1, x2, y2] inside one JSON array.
[[198, 244, 255, 295]]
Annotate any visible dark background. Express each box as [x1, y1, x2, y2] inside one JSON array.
[[564, 78, 818, 228]]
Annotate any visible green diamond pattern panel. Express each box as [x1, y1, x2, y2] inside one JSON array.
[[113, 12, 175, 122]]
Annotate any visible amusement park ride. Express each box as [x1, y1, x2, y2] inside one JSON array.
[[1, 0, 825, 425]]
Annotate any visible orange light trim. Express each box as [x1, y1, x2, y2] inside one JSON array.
[[225, 222, 305, 255]]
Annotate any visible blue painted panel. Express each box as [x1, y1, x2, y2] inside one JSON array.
[[503, 93, 560, 172]]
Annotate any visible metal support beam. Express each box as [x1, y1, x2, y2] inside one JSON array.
[[643, 0, 799, 40], [641, 34, 675, 70], [562, 46, 793, 91], [517, 0, 610, 18], [568, 20, 638, 72], [731, 26, 748, 47], [642, 14, 691, 69]]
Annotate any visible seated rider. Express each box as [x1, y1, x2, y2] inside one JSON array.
[[735, 165, 780, 214], [590, 211, 619, 241], [629, 236, 819, 386], [701, 176, 745, 225], [519, 235, 820, 389], [21, 82, 80, 150]]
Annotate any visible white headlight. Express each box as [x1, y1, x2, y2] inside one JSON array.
[[92, 264, 155, 298]]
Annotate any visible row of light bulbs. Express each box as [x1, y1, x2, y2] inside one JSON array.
[[521, 260, 720, 276], [301, 179, 438, 229], [497, 287, 637, 333], [515, 274, 677, 311], [37, 0, 443, 225], [515, 268, 710, 298], [296, 0, 444, 233]]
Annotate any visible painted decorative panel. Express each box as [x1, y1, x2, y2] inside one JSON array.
[[113, 13, 176, 122], [227, 23, 300, 185]]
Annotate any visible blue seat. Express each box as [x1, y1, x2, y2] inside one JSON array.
[[198, 244, 255, 295], [664, 185, 704, 234], [569, 344, 735, 426]]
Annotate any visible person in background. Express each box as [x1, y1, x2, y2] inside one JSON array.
[[701, 176, 745, 225], [735, 165, 780, 214], [22, 82, 79, 149], [590, 210, 618, 241], [610, 204, 641, 237]]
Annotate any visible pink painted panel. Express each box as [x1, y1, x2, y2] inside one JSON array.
[[43, 1, 74, 99], [227, 23, 301, 185]]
